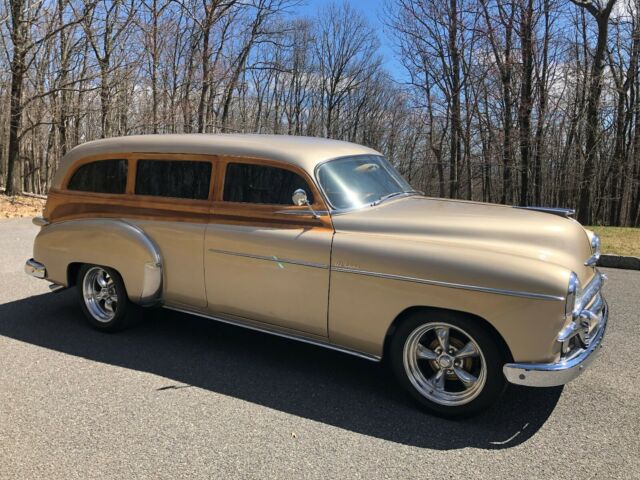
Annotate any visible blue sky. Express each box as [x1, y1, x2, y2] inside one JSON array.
[[291, 0, 404, 79]]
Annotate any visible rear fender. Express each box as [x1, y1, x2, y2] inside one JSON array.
[[33, 219, 163, 305]]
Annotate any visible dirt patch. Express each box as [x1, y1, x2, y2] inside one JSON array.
[[0, 195, 45, 219]]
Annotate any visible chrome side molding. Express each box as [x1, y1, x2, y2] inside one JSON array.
[[332, 266, 565, 301]]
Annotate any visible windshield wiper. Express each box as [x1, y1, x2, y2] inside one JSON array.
[[372, 190, 422, 206]]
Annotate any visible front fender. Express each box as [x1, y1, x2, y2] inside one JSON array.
[[33, 219, 163, 305]]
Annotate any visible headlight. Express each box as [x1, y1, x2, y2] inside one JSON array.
[[565, 272, 581, 317]]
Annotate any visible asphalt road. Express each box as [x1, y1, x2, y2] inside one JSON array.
[[1, 217, 639, 479]]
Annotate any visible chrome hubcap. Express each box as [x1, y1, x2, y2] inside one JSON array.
[[403, 322, 487, 406], [82, 267, 118, 323]]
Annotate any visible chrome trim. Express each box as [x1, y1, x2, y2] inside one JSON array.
[[116, 219, 163, 305], [207, 248, 329, 269], [274, 210, 330, 217], [25, 258, 46, 279], [515, 206, 576, 218], [503, 301, 608, 387], [585, 233, 601, 266], [163, 306, 381, 362], [332, 266, 565, 301], [575, 272, 604, 314], [559, 272, 605, 354], [49, 283, 66, 293], [565, 272, 580, 316], [32, 216, 49, 227]]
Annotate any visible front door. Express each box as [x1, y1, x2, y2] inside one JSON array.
[[204, 158, 333, 337]]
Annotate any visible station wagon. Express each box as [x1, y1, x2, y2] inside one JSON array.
[[25, 134, 608, 416]]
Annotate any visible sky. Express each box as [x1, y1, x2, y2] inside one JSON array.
[[289, 0, 405, 80]]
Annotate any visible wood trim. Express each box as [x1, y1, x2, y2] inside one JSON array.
[[212, 155, 333, 230], [49, 151, 333, 230]]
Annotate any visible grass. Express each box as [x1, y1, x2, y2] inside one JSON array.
[[588, 226, 640, 257], [0, 194, 45, 219]]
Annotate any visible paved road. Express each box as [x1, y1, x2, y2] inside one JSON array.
[[1, 217, 639, 479]]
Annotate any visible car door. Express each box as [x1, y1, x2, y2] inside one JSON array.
[[204, 158, 333, 337], [127, 154, 215, 309]]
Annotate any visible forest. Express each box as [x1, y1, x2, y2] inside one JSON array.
[[1, 0, 639, 226]]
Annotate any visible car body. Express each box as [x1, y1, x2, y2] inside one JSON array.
[[25, 134, 608, 415]]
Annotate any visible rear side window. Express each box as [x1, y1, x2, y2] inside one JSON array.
[[223, 163, 314, 205], [135, 160, 212, 200], [67, 159, 128, 194]]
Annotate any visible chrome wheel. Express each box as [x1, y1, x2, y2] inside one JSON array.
[[403, 322, 487, 406], [82, 267, 119, 323]]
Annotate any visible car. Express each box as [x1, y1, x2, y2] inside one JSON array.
[[25, 134, 608, 416]]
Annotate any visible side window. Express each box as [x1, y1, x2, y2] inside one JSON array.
[[67, 159, 127, 194], [135, 160, 212, 200], [223, 163, 314, 205]]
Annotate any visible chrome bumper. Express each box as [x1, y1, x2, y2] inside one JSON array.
[[25, 258, 47, 279], [503, 300, 608, 387]]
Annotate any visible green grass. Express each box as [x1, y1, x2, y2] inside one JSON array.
[[587, 226, 640, 257]]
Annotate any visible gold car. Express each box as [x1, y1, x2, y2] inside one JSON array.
[[25, 134, 608, 416]]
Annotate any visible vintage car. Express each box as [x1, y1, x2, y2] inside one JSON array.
[[25, 134, 608, 416]]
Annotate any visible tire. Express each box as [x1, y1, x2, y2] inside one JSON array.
[[388, 310, 507, 417], [76, 264, 138, 332]]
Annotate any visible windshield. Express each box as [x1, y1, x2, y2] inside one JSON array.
[[316, 155, 415, 210]]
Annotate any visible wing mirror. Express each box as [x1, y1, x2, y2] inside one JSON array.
[[292, 188, 319, 218]]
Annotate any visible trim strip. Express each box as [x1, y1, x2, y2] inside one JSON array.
[[207, 248, 329, 269], [164, 306, 380, 362], [332, 267, 565, 301]]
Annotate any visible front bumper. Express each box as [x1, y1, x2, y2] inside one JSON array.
[[503, 299, 609, 388], [25, 258, 47, 279]]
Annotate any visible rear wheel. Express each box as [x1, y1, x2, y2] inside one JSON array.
[[77, 264, 137, 332], [389, 311, 507, 417]]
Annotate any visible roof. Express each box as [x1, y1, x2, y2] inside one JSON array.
[[52, 134, 380, 189]]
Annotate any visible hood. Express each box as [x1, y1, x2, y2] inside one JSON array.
[[331, 196, 594, 283]]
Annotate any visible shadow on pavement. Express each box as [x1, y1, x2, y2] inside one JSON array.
[[0, 291, 562, 450]]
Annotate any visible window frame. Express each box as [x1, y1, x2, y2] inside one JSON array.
[[64, 157, 129, 195], [133, 156, 215, 202], [62, 153, 217, 204], [216, 156, 325, 210]]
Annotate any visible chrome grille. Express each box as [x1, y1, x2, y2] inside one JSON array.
[[558, 272, 606, 357]]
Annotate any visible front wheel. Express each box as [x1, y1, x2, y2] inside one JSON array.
[[77, 264, 138, 332], [389, 311, 507, 417]]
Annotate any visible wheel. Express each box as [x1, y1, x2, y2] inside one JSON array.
[[76, 264, 138, 332], [389, 311, 507, 417]]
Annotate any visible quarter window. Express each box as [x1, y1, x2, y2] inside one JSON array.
[[67, 159, 128, 194], [135, 160, 212, 200], [223, 163, 314, 205]]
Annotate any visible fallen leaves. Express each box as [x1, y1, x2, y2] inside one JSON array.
[[0, 195, 45, 219]]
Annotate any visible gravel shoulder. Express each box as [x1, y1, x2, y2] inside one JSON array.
[[1, 218, 639, 479]]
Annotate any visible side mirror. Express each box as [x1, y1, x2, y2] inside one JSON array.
[[292, 188, 309, 206], [291, 188, 319, 218]]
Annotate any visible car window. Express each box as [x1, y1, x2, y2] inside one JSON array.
[[223, 163, 314, 205], [135, 160, 212, 200], [67, 159, 128, 194], [316, 155, 413, 209]]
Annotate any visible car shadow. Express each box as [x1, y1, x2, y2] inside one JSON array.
[[0, 291, 562, 450]]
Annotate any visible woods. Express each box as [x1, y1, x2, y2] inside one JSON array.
[[0, 0, 639, 225]]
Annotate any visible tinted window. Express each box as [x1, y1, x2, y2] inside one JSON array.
[[67, 159, 127, 194], [135, 160, 212, 200], [223, 163, 314, 205]]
